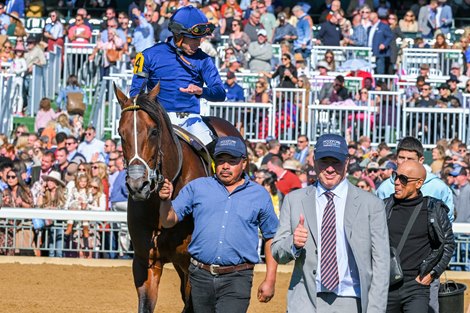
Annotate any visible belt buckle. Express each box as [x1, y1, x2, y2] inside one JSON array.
[[209, 264, 220, 275]]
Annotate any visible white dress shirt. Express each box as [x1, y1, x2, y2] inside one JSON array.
[[315, 179, 361, 297]]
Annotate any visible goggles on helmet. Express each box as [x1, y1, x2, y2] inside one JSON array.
[[188, 23, 215, 36], [170, 21, 215, 37]]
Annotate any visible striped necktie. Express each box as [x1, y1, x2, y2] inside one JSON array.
[[320, 191, 339, 291]]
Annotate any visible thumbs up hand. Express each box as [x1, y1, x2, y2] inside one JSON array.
[[293, 214, 308, 249]]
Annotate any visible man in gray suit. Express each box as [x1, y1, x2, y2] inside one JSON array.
[[418, 0, 438, 39], [272, 133, 389, 313]]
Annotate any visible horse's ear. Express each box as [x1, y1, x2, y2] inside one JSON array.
[[114, 83, 129, 109], [148, 81, 160, 100]]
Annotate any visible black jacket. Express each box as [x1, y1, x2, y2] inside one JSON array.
[[384, 196, 455, 278]]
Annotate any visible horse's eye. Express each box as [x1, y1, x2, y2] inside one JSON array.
[[150, 128, 159, 136]]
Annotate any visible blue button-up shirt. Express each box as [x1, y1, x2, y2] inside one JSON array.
[[110, 170, 128, 203], [172, 175, 279, 265], [130, 37, 226, 113], [224, 82, 245, 102]]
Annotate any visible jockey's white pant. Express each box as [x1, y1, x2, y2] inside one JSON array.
[[167, 112, 214, 145]]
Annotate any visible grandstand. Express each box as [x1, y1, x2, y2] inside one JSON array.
[[0, 1, 469, 149]]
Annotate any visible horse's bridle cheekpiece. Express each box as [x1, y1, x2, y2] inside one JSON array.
[[122, 104, 164, 195]]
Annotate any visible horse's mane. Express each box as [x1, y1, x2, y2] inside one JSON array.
[[134, 92, 176, 141]]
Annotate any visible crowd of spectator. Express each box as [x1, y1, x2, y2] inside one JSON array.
[[1, 0, 470, 262]]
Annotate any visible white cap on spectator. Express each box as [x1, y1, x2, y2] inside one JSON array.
[[257, 29, 267, 37], [316, 61, 331, 71]]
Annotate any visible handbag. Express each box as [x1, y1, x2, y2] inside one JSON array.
[[66, 92, 85, 115], [106, 49, 121, 63], [389, 201, 423, 286]]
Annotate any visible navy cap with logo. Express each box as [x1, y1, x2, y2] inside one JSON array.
[[314, 134, 349, 162], [214, 136, 247, 158]]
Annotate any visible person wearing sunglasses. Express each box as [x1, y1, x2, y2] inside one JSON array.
[[384, 160, 454, 313], [366, 161, 382, 189], [1, 168, 34, 256], [43, 10, 64, 52], [130, 5, 225, 152], [77, 126, 105, 163], [375, 137, 454, 313], [272, 133, 390, 313]]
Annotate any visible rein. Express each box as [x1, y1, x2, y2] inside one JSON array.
[[121, 102, 183, 192]]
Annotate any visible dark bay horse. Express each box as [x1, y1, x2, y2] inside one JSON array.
[[114, 83, 242, 313]]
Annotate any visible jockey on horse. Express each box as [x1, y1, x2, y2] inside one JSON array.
[[130, 6, 224, 153]]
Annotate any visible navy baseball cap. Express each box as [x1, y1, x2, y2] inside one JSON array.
[[214, 136, 247, 158], [314, 134, 348, 162]]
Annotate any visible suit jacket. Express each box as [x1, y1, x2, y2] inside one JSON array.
[[437, 4, 453, 35], [369, 22, 393, 57], [418, 5, 435, 36], [272, 182, 389, 313]]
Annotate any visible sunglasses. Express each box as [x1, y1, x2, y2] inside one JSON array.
[[6, 175, 17, 179], [92, 166, 99, 169], [392, 171, 421, 186], [85, 132, 93, 136], [78, 168, 86, 171], [368, 169, 379, 173], [91, 185, 99, 189], [281, 57, 289, 60], [65, 142, 75, 145], [357, 184, 367, 189]]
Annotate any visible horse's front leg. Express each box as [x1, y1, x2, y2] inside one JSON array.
[[133, 256, 163, 313], [128, 197, 161, 313]]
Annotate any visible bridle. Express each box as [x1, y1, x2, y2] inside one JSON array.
[[122, 102, 164, 194]]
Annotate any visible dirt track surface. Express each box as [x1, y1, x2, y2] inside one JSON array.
[[2, 257, 470, 313], [0, 257, 291, 313]]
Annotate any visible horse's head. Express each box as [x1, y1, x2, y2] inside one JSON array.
[[115, 83, 164, 201]]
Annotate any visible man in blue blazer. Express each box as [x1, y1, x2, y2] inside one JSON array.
[[272, 134, 389, 313], [436, 0, 453, 35], [368, 12, 393, 74]]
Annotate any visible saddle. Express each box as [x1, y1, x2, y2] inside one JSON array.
[[172, 126, 214, 176]]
